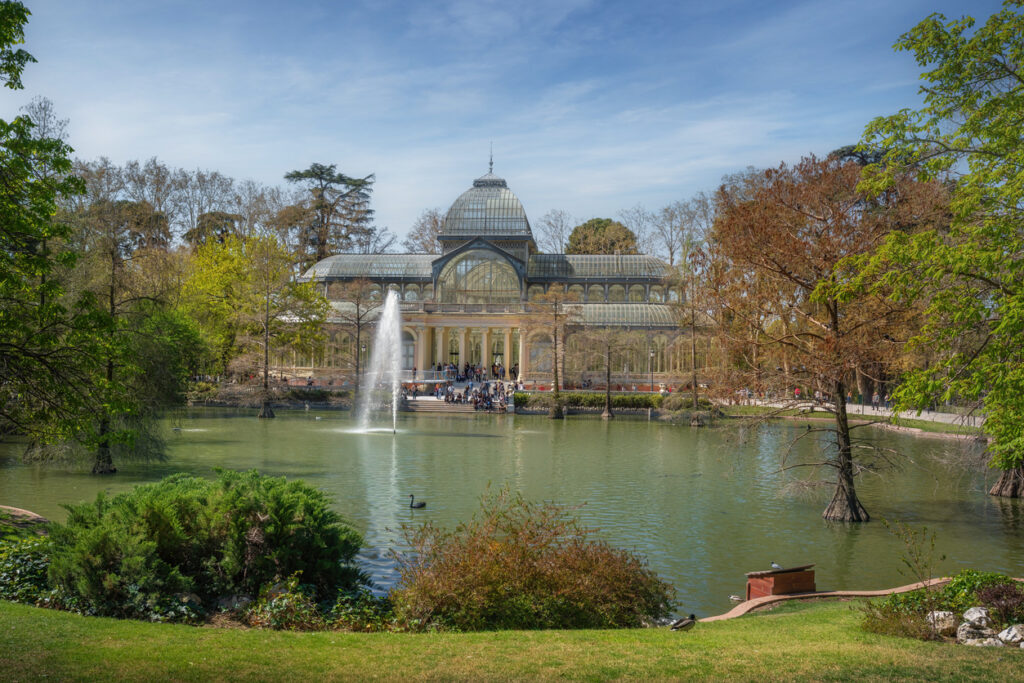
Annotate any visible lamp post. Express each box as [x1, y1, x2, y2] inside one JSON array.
[[649, 348, 655, 393]]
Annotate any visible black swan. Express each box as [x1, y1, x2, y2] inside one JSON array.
[[409, 494, 426, 509]]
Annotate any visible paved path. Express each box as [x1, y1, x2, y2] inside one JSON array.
[[737, 399, 984, 428], [701, 576, 1022, 622]]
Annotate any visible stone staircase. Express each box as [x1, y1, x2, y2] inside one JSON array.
[[402, 398, 479, 414]]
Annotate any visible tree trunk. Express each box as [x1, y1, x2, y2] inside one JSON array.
[[92, 417, 117, 474], [989, 465, 1024, 498], [93, 280, 118, 474], [549, 320, 563, 419], [822, 382, 869, 522], [602, 340, 613, 420], [259, 291, 275, 419]]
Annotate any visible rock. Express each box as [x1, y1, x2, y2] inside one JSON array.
[[176, 592, 203, 607], [962, 637, 1004, 647], [963, 606, 994, 629], [216, 594, 253, 611], [926, 610, 959, 636], [997, 624, 1024, 645], [957, 622, 997, 644]]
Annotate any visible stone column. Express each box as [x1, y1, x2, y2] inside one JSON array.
[[481, 328, 491, 371], [518, 327, 528, 381], [415, 326, 428, 376], [458, 327, 467, 371], [438, 327, 447, 368], [503, 328, 512, 370]]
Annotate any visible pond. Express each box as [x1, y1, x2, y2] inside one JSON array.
[[1, 408, 1020, 618]]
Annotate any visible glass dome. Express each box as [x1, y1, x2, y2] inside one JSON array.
[[441, 173, 533, 238], [437, 249, 521, 304]]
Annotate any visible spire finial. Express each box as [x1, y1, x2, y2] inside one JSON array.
[[489, 142, 493, 174]]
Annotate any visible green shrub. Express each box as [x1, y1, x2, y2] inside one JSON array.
[[391, 486, 675, 631], [329, 586, 396, 632], [940, 569, 1013, 614], [513, 392, 664, 410], [862, 569, 1018, 640], [660, 394, 713, 411], [0, 537, 52, 604], [247, 574, 327, 630], [47, 470, 365, 620]]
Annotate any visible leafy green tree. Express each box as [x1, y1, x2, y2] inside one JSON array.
[[858, 1, 1024, 496], [182, 234, 327, 417], [0, 3, 108, 456], [566, 218, 639, 255]]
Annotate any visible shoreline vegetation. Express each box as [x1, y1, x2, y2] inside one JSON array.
[[1, 599, 1021, 681], [185, 383, 989, 441]]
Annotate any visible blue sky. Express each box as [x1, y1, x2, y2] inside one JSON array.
[[2, 0, 1005, 242]]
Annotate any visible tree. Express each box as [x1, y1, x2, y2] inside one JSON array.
[[19, 95, 68, 147], [284, 163, 374, 269], [565, 218, 638, 255], [618, 204, 656, 255], [858, 1, 1024, 497], [708, 155, 946, 522], [535, 209, 574, 253], [182, 234, 327, 417], [526, 284, 581, 419], [185, 210, 243, 248], [0, 3, 108, 462], [66, 198, 190, 473], [402, 208, 444, 254], [330, 279, 383, 395], [574, 326, 630, 419]]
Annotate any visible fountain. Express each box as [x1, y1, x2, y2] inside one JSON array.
[[358, 291, 403, 433]]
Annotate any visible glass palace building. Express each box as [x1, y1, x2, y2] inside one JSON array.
[[300, 168, 694, 386]]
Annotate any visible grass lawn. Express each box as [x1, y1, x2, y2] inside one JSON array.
[[2, 599, 1020, 681]]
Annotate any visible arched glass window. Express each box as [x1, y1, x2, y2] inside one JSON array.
[[422, 284, 434, 301], [530, 332, 552, 373], [437, 249, 521, 304], [587, 284, 605, 302], [404, 284, 420, 301], [368, 284, 382, 300], [649, 285, 664, 303], [568, 284, 584, 300], [629, 285, 646, 302], [608, 284, 626, 302], [667, 287, 680, 303], [402, 330, 415, 370], [527, 284, 546, 301]]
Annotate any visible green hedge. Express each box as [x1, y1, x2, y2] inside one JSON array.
[[513, 392, 663, 410], [47, 470, 365, 620]]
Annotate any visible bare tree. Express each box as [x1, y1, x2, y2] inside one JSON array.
[[402, 208, 444, 254], [535, 209, 574, 253], [332, 279, 384, 395], [19, 95, 68, 144], [618, 204, 655, 255]]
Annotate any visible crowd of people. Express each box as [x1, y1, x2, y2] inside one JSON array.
[[428, 379, 518, 412], [432, 361, 518, 383]]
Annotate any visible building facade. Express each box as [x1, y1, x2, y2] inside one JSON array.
[[298, 168, 705, 386]]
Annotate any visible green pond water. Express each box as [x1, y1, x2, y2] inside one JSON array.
[[1, 408, 1021, 617]]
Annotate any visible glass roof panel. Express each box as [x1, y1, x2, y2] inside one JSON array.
[[579, 303, 678, 327], [301, 254, 434, 280], [528, 255, 668, 280]]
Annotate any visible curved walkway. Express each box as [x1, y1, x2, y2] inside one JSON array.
[[701, 576, 1022, 622]]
